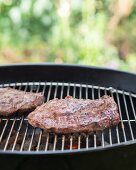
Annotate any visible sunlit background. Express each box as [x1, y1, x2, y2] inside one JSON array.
[[0, 0, 136, 72]]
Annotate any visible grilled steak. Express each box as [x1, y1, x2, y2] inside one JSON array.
[[0, 87, 44, 116], [28, 95, 120, 134]]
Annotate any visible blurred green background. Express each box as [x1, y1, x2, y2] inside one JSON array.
[[0, 0, 136, 72]]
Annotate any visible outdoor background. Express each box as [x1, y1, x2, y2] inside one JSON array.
[[0, 0, 136, 72]]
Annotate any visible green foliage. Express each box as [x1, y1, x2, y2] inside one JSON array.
[[0, 0, 136, 72]]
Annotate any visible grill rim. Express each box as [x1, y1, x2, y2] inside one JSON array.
[[0, 63, 136, 93], [0, 62, 136, 75]]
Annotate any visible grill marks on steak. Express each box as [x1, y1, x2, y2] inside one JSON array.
[[28, 95, 120, 134], [0, 87, 44, 116]]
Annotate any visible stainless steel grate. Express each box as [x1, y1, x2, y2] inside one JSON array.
[[0, 82, 136, 154]]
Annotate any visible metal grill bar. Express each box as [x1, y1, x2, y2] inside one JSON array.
[[86, 135, 89, 149], [4, 118, 17, 151], [98, 87, 105, 147], [73, 83, 76, 98], [91, 86, 97, 148], [36, 130, 42, 151], [92, 86, 94, 100], [94, 134, 96, 148], [28, 83, 38, 151], [19, 83, 30, 151], [11, 84, 25, 151], [85, 85, 89, 149], [68, 83, 74, 151], [70, 136, 73, 150], [29, 83, 42, 151], [0, 81, 135, 154], [36, 82, 47, 151], [60, 84, 65, 151], [78, 84, 82, 150], [0, 119, 9, 143], [44, 82, 53, 151], [12, 117, 24, 151], [116, 125, 120, 144], [61, 135, 65, 151], [28, 128, 36, 151], [109, 89, 119, 145], [53, 135, 57, 151], [60, 83, 64, 99], [67, 83, 70, 96], [52, 83, 59, 151], [129, 93, 136, 121], [42, 82, 47, 95], [78, 135, 81, 149], [122, 92, 134, 140], [20, 123, 29, 152], [1, 82, 136, 97], [46, 82, 52, 101], [45, 134, 49, 151], [115, 90, 127, 142]]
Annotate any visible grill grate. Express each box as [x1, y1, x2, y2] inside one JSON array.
[[0, 82, 136, 154]]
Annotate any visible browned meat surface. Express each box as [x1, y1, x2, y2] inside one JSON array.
[[0, 87, 44, 116], [28, 95, 120, 134]]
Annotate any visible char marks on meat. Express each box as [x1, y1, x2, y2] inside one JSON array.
[[0, 87, 44, 116], [28, 95, 120, 134]]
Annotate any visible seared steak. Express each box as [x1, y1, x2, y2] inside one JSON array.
[[28, 95, 120, 134], [0, 87, 44, 116]]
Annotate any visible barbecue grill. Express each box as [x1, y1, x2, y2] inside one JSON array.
[[0, 64, 136, 170]]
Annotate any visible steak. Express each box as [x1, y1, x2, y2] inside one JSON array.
[[28, 95, 120, 134], [0, 87, 44, 116]]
